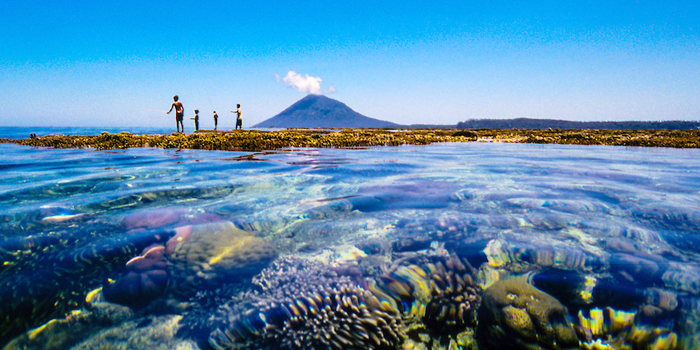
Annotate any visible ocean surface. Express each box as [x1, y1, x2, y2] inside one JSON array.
[[0, 126, 179, 140], [0, 126, 295, 140], [1, 129, 699, 349]]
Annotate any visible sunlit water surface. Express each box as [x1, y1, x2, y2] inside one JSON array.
[[1, 140, 699, 349]]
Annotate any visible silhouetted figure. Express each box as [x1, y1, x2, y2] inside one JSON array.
[[167, 95, 184, 133], [213, 111, 219, 130], [232, 104, 242, 130], [193, 109, 200, 131]]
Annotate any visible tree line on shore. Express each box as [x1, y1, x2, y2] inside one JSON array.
[[454, 118, 700, 130]]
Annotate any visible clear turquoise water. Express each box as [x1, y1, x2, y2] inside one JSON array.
[[1, 137, 699, 348]]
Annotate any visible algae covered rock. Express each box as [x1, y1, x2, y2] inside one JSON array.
[[476, 275, 578, 350]]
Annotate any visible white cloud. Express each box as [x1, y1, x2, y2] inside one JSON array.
[[276, 71, 327, 95], [326, 85, 336, 94]]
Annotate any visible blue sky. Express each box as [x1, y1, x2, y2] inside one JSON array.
[[1, 0, 698, 128]]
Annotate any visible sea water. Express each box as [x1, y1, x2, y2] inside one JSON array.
[[1, 136, 699, 349], [0, 126, 177, 140]]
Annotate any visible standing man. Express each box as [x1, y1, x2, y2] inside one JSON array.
[[167, 95, 185, 133], [232, 104, 242, 130], [213, 111, 219, 130], [193, 109, 200, 131]]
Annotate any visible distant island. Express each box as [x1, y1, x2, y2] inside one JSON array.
[[455, 118, 700, 130], [254, 94, 399, 129], [254, 94, 698, 130], [3, 95, 699, 151]]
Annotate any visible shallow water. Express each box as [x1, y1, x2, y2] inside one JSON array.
[[1, 140, 699, 349], [0, 126, 285, 140], [0, 126, 178, 140]]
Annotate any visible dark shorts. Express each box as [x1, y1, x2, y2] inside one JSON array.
[[176, 113, 184, 122], [236, 119, 242, 126]]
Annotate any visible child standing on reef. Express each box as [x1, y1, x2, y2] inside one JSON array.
[[193, 109, 200, 131], [232, 104, 242, 130], [213, 111, 219, 130], [167, 95, 185, 133]]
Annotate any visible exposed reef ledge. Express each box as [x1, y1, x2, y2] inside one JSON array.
[[2, 128, 699, 151]]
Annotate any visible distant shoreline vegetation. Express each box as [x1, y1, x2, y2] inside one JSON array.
[[454, 118, 700, 130], [2, 128, 699, 150]]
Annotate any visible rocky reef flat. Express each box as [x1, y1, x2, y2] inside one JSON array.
[[2, 128, 699, 151]]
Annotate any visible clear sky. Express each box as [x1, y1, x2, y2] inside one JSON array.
[[1, 0, 698, 128]]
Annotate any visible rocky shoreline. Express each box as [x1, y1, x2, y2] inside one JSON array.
[[2, 128, 699, 151]]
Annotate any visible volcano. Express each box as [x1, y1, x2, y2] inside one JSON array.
[[254, 95, 399, 128]]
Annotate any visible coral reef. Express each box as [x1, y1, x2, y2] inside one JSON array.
[[167, 222, 278, 294], [476, 275, 579, 350], [483, 238, 607, 274], [422, 257, 481, 333], [7, 129, 475, 152], [576, 307, 635, 343], [207, 257, 402, 350], [70, 314, 198, 350], [212, 283, 400, 350], [102, 269, 170, 309], [0, 226, 166, 346], [373, 254, 482, 336], [473, 128, 700, 148], [575, 307, 680, 350], [9, 247, 691, 350], [5, 128, 699, 151], [3, 302, 134, 350], [103, 221, 277, 308]]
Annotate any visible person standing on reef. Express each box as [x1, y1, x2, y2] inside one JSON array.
[[167, 95, 185, 133], [213, 111, 219, 130], [232, 104, 242, 130], [193, 109, 200, 131]]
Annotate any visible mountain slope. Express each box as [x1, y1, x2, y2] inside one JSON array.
[[254, 95, 399, 128]]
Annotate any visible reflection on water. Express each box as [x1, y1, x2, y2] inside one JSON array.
[[1, 142, 699, 349]]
